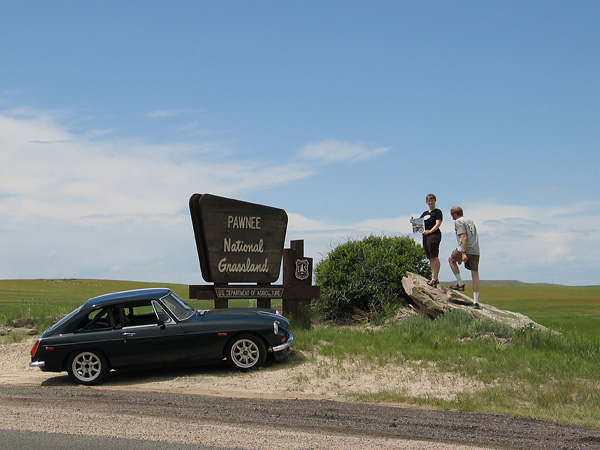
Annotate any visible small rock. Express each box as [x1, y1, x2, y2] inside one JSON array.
[[11, 318, 35, 328]]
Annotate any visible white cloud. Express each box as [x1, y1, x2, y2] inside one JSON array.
[[1, 110, 598, 286], [287, 212, 340, 232], [147, 110, 184, 118], [441, 202, 600, 284], [286, 203, 600, 286], [0, 111, 314, 223], [0, 109, 317, 283], [298, 139, 391, 163]]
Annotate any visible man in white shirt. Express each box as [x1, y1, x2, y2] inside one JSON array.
[[448, 206, 481, 309]]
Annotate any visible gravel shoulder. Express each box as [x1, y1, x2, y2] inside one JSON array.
[[2, 339, 600, 450], [1, 339, 478, 401]]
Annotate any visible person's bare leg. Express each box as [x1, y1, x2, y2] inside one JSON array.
[[430, 257, 440, 282], [449, 256, 464, 288], [472, 270, 480, 307]]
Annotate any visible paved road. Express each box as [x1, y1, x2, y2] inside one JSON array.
[[0, 429, 228, 450], [2, 385, 600, 449]]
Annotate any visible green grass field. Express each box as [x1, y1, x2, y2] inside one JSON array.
[[0, 279, 187, 324], [0, 279, 282, 328]]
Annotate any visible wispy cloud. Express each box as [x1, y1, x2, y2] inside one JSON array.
[[298, 139, 391, 163], [147, 109, 185, 118], [0, 110, 314, 222]]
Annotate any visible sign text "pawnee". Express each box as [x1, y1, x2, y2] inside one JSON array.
[[228, 216, 261, 229]]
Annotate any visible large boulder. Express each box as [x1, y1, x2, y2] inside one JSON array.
[[401, 272, 548, 331]]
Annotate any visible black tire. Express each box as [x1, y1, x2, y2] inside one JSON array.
[[66, 350, 109, 385], [226, 333, 267, 371]]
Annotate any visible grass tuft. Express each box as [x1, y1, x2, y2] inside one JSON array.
[[293, 308, 600, 428]]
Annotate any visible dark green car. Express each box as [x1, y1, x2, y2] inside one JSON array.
[[30, 288, 294, 385]]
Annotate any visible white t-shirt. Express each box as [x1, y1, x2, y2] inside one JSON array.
[[455, 217, 480, 255]]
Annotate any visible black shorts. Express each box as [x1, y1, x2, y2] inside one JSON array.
[[423, 233, 441, 259]]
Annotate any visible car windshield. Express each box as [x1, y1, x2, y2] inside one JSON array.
[[160, 292, 196, 321]]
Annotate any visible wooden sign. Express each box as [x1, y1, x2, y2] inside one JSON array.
[[189, 194, 288, 283]]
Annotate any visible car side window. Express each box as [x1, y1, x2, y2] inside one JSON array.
[[76, 307, 119, 332], [123, 300, 171, 327], [152, 300, 173, 324]]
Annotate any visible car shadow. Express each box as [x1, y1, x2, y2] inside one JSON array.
[[40, 350, 305, 387]]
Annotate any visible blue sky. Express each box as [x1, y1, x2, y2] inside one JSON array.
[[1, 1, 599, 286]]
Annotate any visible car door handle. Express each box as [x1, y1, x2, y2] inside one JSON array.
[[123, 332, 135, 337]]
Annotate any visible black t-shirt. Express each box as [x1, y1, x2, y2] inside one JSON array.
[[420, 208, 442, 234]]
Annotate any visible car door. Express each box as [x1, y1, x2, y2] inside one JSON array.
[[109, 299, 189, 369]]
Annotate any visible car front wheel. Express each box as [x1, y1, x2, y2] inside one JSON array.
[[226, 334, 267, 371], [66, 350, 109, 385]]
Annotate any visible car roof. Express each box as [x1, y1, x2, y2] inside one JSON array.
[[83, 288, 173, 308]]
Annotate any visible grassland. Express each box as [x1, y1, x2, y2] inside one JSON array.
[[1, 278, 599, 429], [0, 278, 282, 331]]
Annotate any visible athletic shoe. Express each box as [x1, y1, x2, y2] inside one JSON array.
[[450, 284, 465, 291], [473, 303, 481, 309]]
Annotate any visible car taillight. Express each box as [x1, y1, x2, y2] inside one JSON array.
[[30, 339, 41, 357]]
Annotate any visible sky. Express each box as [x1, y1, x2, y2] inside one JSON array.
[[1, 1, 599, 287]]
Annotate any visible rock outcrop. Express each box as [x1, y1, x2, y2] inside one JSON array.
[[401, 272, 548, 331]]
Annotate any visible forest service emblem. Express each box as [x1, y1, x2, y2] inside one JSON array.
[[295, 259, 310, 281]]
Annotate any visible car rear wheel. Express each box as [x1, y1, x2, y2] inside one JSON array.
[[226, 333, 267, 371], [66, 350, 109, 385]]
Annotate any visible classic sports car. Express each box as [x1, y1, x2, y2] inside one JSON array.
[[30, 288, 294, 385]]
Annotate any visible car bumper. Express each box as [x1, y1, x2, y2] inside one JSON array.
[[272, 331, 294, 361]]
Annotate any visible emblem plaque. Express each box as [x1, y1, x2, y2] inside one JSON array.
[[295, 259, 310, 281]]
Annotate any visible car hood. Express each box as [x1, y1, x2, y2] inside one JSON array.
[[198, 308, 289, 324]]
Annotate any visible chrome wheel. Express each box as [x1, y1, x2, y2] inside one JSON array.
[[67, 351, 108, 385], [227, 334, 267, 370]]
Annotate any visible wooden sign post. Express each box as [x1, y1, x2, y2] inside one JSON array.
[[282, 240, 313, 322]]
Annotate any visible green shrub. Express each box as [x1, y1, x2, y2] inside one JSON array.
[[314, 235, 430, 321]]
